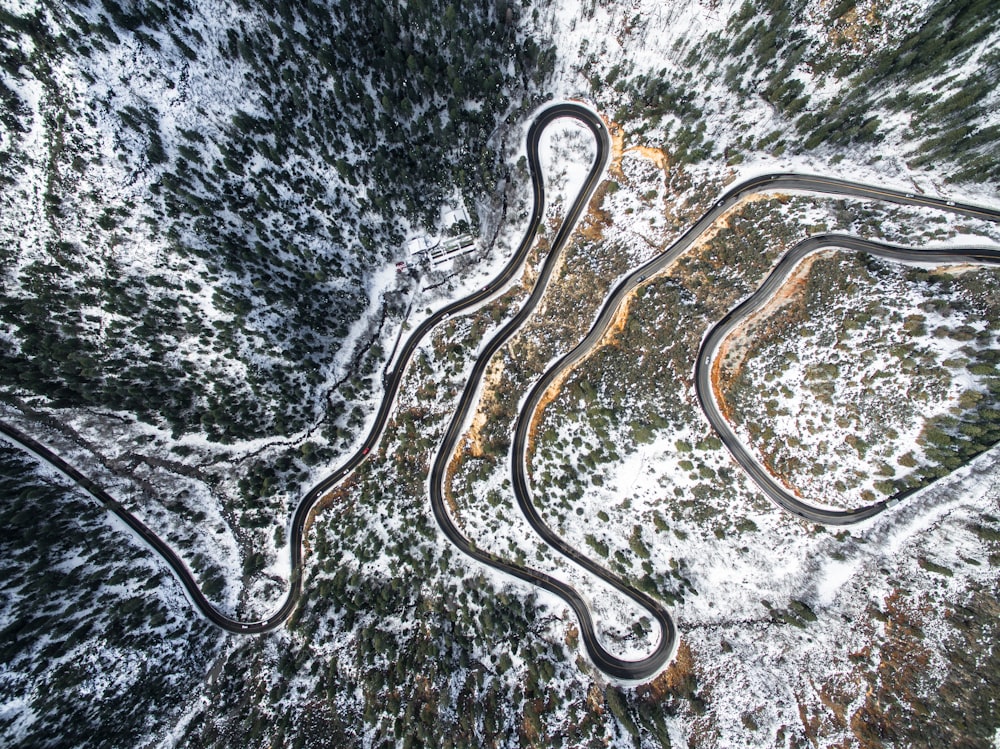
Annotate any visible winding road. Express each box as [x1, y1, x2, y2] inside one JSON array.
[[513, 176, 1000, 543], [3, 101, 1000, 680], [0, 103, 634, 650], [695, 235, 1000, 524]]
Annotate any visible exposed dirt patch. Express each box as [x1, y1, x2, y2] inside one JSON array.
[[711, 250, 831, 411], [640, 640, 696, 699], [464, 360, 506, 459], [931, 263, 987, 276], [626, 144, 669, 172], [597, 289, 636, 350], [581, 138, 672, 245]]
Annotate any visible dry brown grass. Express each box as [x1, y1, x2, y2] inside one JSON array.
[[640, 640, 696, 699]]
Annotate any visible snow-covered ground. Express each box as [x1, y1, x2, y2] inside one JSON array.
[[726, 251, 999, 507], [4, 0, 1000, 745], [518, 105, 1000, 738]]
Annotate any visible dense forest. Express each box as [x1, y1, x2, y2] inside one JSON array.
[[0, 0, 550, 441], [2, 0, 1000, 747]]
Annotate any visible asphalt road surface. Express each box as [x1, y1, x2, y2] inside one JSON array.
[[2, 102, 999, 679], [426, 103, 678, 680], [513, 176, 1000, 534], [695, 235, 1000, 524]]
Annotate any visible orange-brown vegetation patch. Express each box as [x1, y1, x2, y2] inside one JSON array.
[[607, 120, 626, 181], [524, 263, 647, 457], [520, 702, 544, 744], [564, 622, 579, 649], [849, 589, 934, 748], [827, 0, 884, 51], [518, 239, 549, 295], [313, 482, 353, 521], [640, 641, 696, 700], [797, 695, 821, 746], [626, 144, 670, 172], [445, 209, 581, 506], [786, 671, 865, 744], [525, 365, 575, 464], [464, 410, 488, 460], [528, 198, 760, 454], [709, 350, 737, 424], [830, 6, 863, 44], [597, 287, 636, 350], [577, 179, 614, 243], [444, 448, 464, 518], [465, 360, 506, 459], [816, 675, 857, 730], [309, 481, 359, 551], [711, 250, 830, 404], [586, 682, 607, 714]]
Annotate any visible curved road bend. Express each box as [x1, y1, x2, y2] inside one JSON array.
[[4, 99, 999, 675], [515, 175, 1000, 535], [0, 103, 648, 660], [695, 234, 1000, 524], [427, 104, 679, 681]]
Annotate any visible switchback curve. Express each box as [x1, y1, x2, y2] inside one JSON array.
[[4, 103, 999, 680], [0, 103, 612, 637], [695, 234, 1000, 523]]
